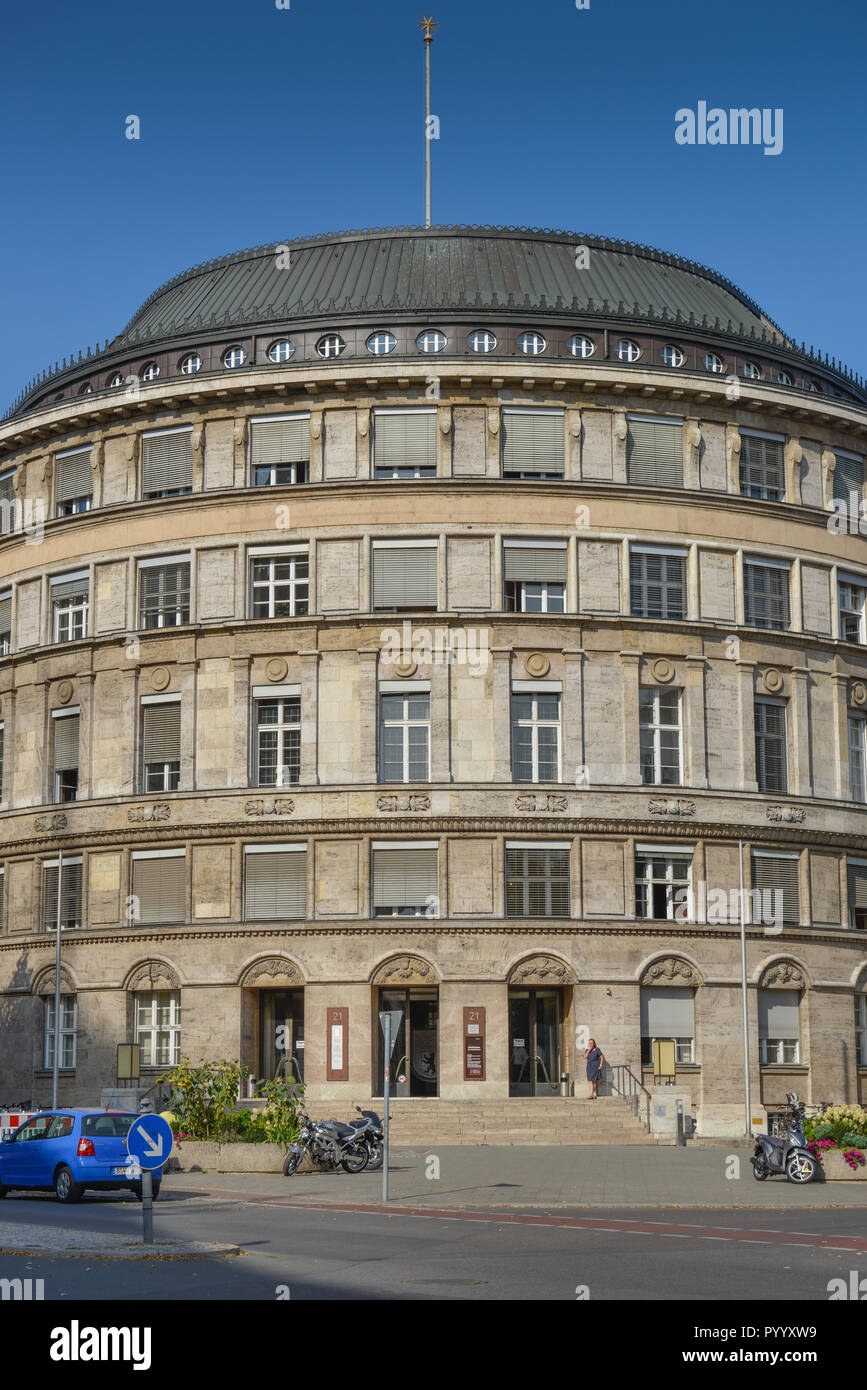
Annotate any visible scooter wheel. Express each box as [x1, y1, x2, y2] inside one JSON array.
[[283, 1151, 303, 1177], [751, 1159, 769, 1181], [786, 1152, 816, 1184]]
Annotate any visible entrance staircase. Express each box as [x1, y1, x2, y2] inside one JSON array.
[[308, 1096, 662, 1145]]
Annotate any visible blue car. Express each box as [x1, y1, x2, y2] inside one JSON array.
[[0, 1110, 164, 1203]]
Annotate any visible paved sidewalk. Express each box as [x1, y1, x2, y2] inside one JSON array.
[[164, 1144, 867, 1208], [0, 1222, 238, 1259]]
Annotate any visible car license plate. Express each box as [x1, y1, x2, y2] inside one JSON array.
[[113, 1165, 140, 1177]]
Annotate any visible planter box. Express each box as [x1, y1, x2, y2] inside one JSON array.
[[817, 1149, 867, 1180], [171, 1140, 288, 1173]]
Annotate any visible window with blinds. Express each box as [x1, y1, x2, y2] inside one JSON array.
[[372, 545, 437, 610], [833, 452, 864, 507], [374, 410, 437, 477], [754, 699, 787, 794], [849, 717, 867, 803], [758, 988, 800, 1063], [501, 409, 564, 477], [43, 859, 83, 930], [752, 853, 799, 926], [0, 590, 10, 654], [132, 853, 186, 925], [626, 417, 684, 489], [847, 860, 867, 929], [0, 723, 4, 801], [640, 987, 695, 1065], [503, 542, 567, 613], [744, 560, 790, 630], [141, 429, 193, 498], [372, 847, 438, 916], [739, 434, 785, 501], [55, 447, 93, 515], [139, 562, 190, 628], [250, 415, 310, 486], [53, 713, 80, 802], [51, 573, 89, 643], [0, 869, 5, 929], [244, 848, 307, 920], [630, 549, 686, 620], [142, 702, 181, 792], [0, 472, 14, 536], [505, 846, 570, 918]]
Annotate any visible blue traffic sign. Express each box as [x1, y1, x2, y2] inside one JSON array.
[[126, 1114, 173, 1170]]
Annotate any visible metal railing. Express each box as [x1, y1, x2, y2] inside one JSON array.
[[608, 1064, 653, 1133]]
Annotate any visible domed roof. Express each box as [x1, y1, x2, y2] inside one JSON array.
[[114, 224, 781, 348]]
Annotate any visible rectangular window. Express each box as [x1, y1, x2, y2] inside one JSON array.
[[139, 560, 190, 629], [373, 409, 437, 478], [626, 416, 684, 488], [0, 590, 10, 655], [501, 409, 564, 478], [135, 990, 180, 1067], [0, 471, 15, 536], [372, 543, 437, 611], [839, 578, 867, 644], [51, 572, 89, 643], [250, 553, 309, 618], [372, 843, 438, 917], [42, 857, 83, 931], [635, 850, 692, 921], [244, 845, 307, 920], [630, 548, 686, 620], [141, 427, 193, 498], [379, 687, 430, 782], [503, 541, 567, 613], [131, 851, 186, 925], [0, 723, 4, 801], [255, 695, 301, 787], [141, 699, 181, 792], [640, 987, 695, 1066], [250, 415, 310, 486], [833, 451, 864, 508], [53, 709, 80, 802], [505, 844, 570, 918], [639, 687, 682, 785], [744, 558, 790, 630], [739, 433, 785, 501], [511, 687, 561, 783], [55, 446, 93, 516], [752, 851, 800, 926], [754, 698, 787, 794], [849, 717, 867, 803], [44, 995, 77, 1070], [847, 859, 867, 930], [856, 995, 867, 1067], [758, 988, 800, 1064]]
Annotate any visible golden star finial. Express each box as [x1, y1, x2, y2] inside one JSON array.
[[419, 15, 437, 42]]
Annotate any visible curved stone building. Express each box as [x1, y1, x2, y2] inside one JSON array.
[[1, 224, 866, 1136]]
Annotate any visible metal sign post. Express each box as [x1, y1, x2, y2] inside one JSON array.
[[51, 848, 63, 1109], [126, 1114, 173, 1245], [379, 1010, 402, 1203]]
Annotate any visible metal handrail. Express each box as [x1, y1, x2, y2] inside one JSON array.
[[609, 1063, 653, 1133]]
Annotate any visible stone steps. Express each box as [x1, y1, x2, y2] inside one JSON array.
[[306, 1096, 658, 1146]]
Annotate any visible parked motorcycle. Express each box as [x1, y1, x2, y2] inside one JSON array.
[[347, 1107, 385, 1171], [752, 1092, 817, 1184], [283, 1111, 370, 1176]]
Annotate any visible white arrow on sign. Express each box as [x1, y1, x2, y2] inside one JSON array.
[[135, 1124, 163, 1159]]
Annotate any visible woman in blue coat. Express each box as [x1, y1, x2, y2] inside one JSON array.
[[584, 1039, 604, 1099]]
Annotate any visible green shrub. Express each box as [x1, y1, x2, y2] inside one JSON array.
[[158, 1060, 249, 1141], [841, 1131, 867, 1151], [255, 1079, 306, 1146]]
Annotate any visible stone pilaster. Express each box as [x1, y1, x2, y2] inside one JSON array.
[[299, 650, 321, 785], [736, 660, 758, 792], [618, 651, 642, 786], [491, 648, 512, 782], [684, 655, 708, 789]]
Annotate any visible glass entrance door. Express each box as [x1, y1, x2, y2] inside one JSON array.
[[375, 988, 438, 1097], [509, 988, 563, 1096], [259, 989, 304, 1085]]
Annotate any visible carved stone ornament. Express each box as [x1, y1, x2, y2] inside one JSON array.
[[439, 409, 452, 436], [760, 962, 805, 989], [487, 409, 500, 437], [241, 957, 304, 988], [56, 680, 74, 705], [515, 793, 568, 812], [392, 659, 418, 678], [150, 667, 171, 692], [126, 962, 181, 992], [35, 813, 68, 832], [245, 798, 295, 817], [648, 798, 695, 818], [266, 657, 289, 683], [523, 652, 550, 679], [35, 966, 76, 997], [851, 681, 867, 709], [128, 803, 171, 824], [377, 794, 431, 813], [650, 658, 675, 684], [508, 955, 575, 986], [762, 668, 784, 695], [766, 805, 805, 824], [641, 957, 699, 987], [371, 955, 437, 986], [357, 410, 370, 439], [613, 412, 628, 443]]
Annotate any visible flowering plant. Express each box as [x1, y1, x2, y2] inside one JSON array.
[[843, 1148, 866, 1171]]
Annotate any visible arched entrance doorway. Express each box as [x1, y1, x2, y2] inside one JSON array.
[[370, 955, 440, 1098], [506, 955, 576, 1097], [239, 957, 306, 1085]]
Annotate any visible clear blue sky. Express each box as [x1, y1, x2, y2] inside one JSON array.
[[2, 0, 865, 408]]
